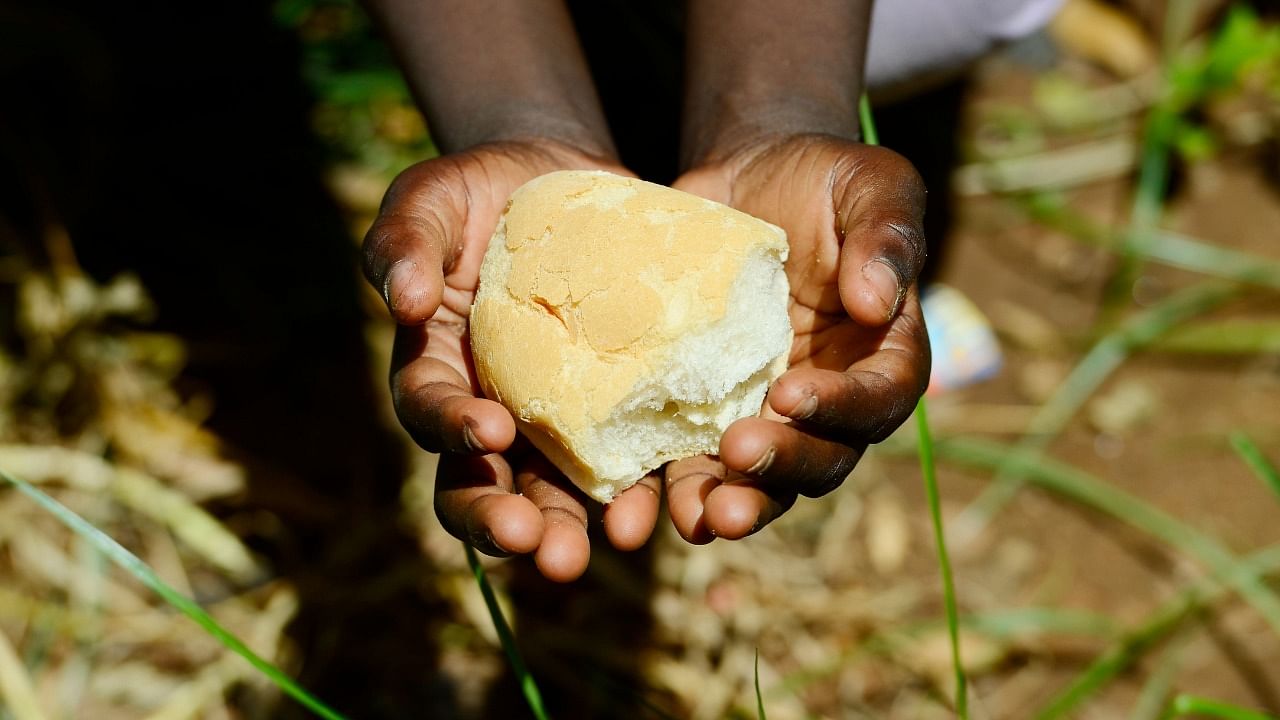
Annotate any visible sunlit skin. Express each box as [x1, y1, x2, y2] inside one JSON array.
[[366, 140, 666, 582], [360, 0, 927, 583], [667, 133, 930, 543], [363, 135, 929, 582]]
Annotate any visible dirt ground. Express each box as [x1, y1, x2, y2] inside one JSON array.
[[363, 48, 1280, 719], [1, 2, 1278, 719], [910, 75, 1280, 716]]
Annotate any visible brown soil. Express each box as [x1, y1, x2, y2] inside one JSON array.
[[3, 4, 1277, 719]]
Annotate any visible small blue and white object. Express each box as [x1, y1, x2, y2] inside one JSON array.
[[920, 284, 1003, 395]]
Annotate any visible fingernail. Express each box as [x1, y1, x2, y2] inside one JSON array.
[[480, 529, 505, 555], [745, 446, 776, 476], [862, 259, 904, 321], [383, 260, 417, 312], [790, 393, 818, 420], [462, 418, 488, 453]]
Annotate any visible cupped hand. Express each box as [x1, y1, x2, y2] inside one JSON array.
[[666, 134, 931, 543], [363, 140, 661, 581]]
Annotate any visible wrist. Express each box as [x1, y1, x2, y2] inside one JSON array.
[[368, 0, 616, 160], [453, 104, 619, 163], [681, 94, 861, 169], [471, 135, 627, 180], [680, 0, 871, 169]]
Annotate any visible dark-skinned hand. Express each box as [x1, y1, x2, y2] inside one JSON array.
[[362, 140, 664, 582], [365, 134, 930, 577], [664, 133, 931, 543]]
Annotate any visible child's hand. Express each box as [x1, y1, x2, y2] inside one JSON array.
[[363, 140, 660, 582], [665, 134, 931, 542]]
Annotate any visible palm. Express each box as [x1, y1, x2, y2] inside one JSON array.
[[675, 136, 917, 381], [394, 144, 627, 397], [366, 140, 654, 582], [663, 134, 929, 542]]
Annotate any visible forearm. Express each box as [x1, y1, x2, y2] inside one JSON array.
[[366, 0, 615, 157], [681, 0, 872, 167]]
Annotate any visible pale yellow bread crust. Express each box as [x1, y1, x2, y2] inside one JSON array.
[[470, 170, 790, 500]]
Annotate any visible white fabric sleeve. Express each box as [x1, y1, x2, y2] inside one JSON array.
[[866, 0, 1066, 95]]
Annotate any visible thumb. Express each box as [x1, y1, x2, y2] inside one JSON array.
[[834, 145, 928, 326], [362, 159, 467, 325]]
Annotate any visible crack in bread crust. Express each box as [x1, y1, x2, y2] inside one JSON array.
[[470, 170, 792, 502]]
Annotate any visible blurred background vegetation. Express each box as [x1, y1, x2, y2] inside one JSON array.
[[1, 0, 1279, 718], [274, 0, 434, 170]]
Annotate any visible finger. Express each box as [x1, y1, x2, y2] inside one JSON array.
[[702, 480, 796, 540], [602, 473, 662, 551], [435, 452, 543, 557], [515, 457, 592, 583], [669, 164, 732, 205], [362, 161, 465, 324], [719, 417, 863, 498], [663, 456, 724, 545], [834, 146, 927, 326], [768, 293, 930, 443], [392, 350, 516, 455]]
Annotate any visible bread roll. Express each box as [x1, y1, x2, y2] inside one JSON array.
[[470, 170, 792, 503]]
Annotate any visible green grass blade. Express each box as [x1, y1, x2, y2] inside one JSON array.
[[860, 93, 966, 718], [916, 400, 968, 718], [1168, 695, 1279, 720], [1021, 196, 1280, 292], [1128, 228, 1280, 291], [1230, 432, 1280, 503], [1150, 320, 1280, 354], [952, 281, 1239, 543], [961, 607, 1118, 638], [1036, 544, 1280, 720], [1128, 632, 1191, 720], [858, 94, 880, 146], [1037, 597, 1195, 720], [934, 437, 1280, 638], [1098, 100, 1178, 332], [755, 648, 767, 720], [916, 435, 1280, 719], [1099, 0, 1221, 333], [0, 467, 345, 720], [464, 543, 551, 720]]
